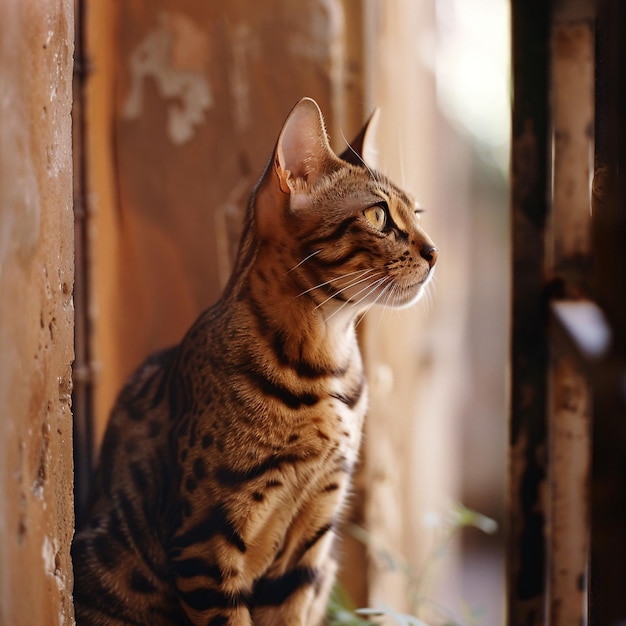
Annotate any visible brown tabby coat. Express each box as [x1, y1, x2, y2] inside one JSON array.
[[71, 98, 437, 626]]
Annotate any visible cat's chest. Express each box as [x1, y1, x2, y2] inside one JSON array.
[[217, 386, 366, 561], [244, 364, 366, 461], [210, 372, 367, 470]]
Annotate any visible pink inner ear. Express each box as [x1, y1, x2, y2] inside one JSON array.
[[276, 98, 333, 187]]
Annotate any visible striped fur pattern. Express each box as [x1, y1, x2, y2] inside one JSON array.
[[71, 98, 437, 625]]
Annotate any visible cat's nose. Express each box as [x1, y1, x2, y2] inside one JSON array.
[[420, 245, 438, 268]]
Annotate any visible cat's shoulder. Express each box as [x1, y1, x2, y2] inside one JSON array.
[[115, 344, 179, 407]]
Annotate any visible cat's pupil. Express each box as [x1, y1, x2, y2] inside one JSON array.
[[365, 204, 387, 230]]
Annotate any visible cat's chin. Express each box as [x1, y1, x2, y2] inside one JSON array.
[[387, 286, 426, 309], [387, 275, 433, 309]]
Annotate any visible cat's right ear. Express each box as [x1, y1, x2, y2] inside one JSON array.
[[339, 108, 380, 169]]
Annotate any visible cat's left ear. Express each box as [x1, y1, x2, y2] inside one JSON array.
[[339, 108, 380, 169], [255, 98, 338, 239], [274, 97, 336, 194]]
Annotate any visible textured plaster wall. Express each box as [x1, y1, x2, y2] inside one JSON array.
[[0, 0, 75, 624]]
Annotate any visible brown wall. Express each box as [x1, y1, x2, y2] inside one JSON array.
[[0, 0, 75, 624]]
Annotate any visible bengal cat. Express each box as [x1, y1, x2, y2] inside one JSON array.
[[71, 98, 438, 626]]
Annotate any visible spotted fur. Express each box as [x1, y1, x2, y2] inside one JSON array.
[[72, 98, 437, 626]]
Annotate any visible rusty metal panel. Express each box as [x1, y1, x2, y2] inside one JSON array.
[[546, 314, 592, 626], [548, 17, 594, 279]]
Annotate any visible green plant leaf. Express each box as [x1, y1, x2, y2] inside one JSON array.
[[356, 604, 430, 626], [450, 502, 498, 535], [327, 583, 378, 625]]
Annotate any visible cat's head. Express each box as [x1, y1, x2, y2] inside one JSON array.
[[252, 98, 437, 315]]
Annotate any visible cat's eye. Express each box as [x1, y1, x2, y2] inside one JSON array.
[[364, 203, 388, 231]]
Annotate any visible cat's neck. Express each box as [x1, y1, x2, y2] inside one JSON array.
[[225, 253, 359, 370]]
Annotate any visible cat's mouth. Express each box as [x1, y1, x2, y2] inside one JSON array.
[[334, 276, 430, 310], [317, 265, 434, 313], [402, 279, 426, 291]]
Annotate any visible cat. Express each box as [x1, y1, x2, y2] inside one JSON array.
[[71, 97, 438, 626]]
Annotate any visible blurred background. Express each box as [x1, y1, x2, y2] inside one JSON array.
[[74, 0, 511, 623]]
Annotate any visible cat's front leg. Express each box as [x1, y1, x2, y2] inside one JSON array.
[[182, 603, 253, 626], [305, 556, 339, 626], [251, 528, 338, 626], [168, 522, 255, 626], [170, 561, 255, 626]]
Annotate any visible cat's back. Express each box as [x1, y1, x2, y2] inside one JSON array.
[[71, 301, 260, 625], [72, 344, 187, 624]]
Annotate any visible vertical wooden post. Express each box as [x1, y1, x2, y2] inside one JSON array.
[[545, 2, 595, 624], [510, 1, 599, 623], [508, 1, 551, 624]]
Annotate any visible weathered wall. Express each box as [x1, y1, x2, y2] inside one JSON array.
[[0, 0, 75, 624]]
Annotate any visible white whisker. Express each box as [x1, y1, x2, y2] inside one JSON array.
[[355, 279, 395, 329], [295, 267, 374, 299], [314, 270, 385, 312], [339, 128, 378, 184], [286, 249, 321, 274], [374, 281, 398, 332], [323, 295, 356, 325], [348, 275, 389, 311], [420, 274, 437, 314], [324, 275, 389, 325], [397, 125, 406, 188], [348, 274, 389, 307]]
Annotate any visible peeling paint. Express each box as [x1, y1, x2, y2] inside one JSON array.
[[0, 90, 41, 274], [123, 11, 213, 145], [289, 0, 341, 62], [42, 535, 56, 574], [229, 24, 256, 132], [42, 535, 66, 595], [288, 0, 345, 135]]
